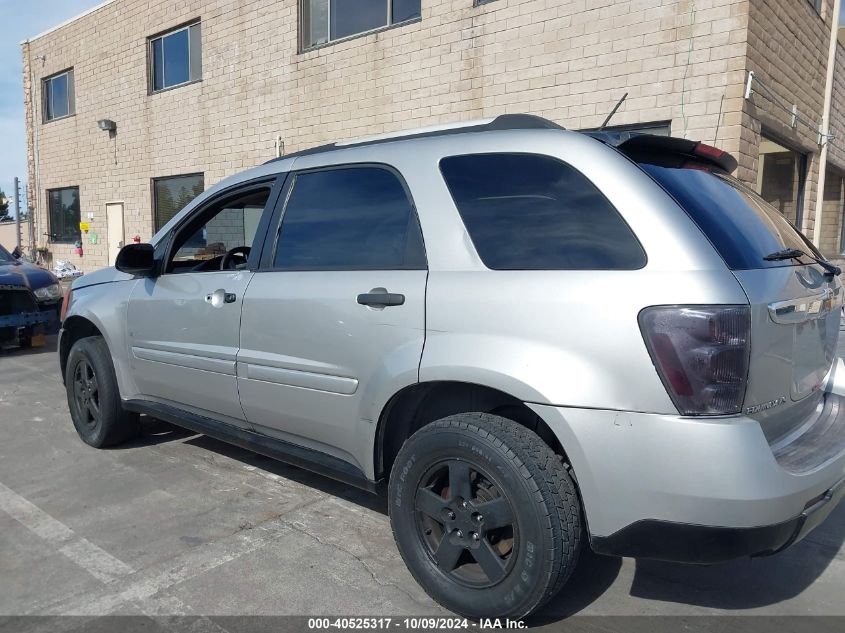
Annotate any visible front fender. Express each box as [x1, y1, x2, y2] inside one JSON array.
[[63, 279, 139, 399]]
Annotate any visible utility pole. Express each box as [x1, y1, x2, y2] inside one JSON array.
[[14, 177, 21, 252]]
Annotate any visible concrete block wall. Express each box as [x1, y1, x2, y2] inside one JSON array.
[[742, 0, 837, 238], [24, 0, 752, 272]]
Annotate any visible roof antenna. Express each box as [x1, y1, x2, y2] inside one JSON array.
[[599, 93, 628, 130]]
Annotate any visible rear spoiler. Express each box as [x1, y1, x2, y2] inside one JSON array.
[[585, 132, 738, 174]]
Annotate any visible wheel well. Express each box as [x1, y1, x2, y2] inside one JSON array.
[[59, 316, 102, 380], [375, 381, 566, 481]]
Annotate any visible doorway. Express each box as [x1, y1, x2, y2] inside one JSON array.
[[106, 202, 125, 266]]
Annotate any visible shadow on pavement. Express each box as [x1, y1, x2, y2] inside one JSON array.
[[626, 499, 845, 610], [529, 548, 624, 623], [125, 417, 388, 515]]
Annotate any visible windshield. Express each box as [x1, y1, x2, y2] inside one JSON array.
[[0, 245, 13, 263], [640, 162, 822, 271]]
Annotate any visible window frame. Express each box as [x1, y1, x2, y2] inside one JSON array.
[[439, 151, 648, 272], [152, 172, 206, 233], [160, 175, 286, 275], [299, 0, 421, 52], [756, 130, 808, 229], [148, 20, 202, 94], [42, 69, 75, 123], [46, 185, 81, 244], [259, 163, 428, 272]]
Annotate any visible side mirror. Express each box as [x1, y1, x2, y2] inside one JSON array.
[[115, 243, 157, 276]]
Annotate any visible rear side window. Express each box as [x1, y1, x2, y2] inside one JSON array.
[[439, 153, 646, 270], [273, 166, 426, 270], [640, 163, 821, 270]]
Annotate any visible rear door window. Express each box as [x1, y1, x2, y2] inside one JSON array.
[[639, 163, 821, 270], [439, 153, 646, 270], [272, 166, 426, 270]]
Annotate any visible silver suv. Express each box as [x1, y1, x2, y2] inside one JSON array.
[[60, 115, 845, 619]]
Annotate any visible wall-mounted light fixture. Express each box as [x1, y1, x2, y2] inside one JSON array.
[[97, 119, 117, 132]]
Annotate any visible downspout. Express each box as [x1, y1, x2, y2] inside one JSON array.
[[813, 0, 842, 249]]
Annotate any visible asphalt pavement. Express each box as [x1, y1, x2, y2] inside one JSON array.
[[1, 336, 844, 632]]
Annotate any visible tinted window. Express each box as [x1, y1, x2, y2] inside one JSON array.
[[47, 186, 81, 243], [440, 153, 646, 270], [331, 0, 386, 39], [302, 0, 420, 49], [274, 167, 426, 270], [641, 163, 821, 270], [153, 174, 205, 231]]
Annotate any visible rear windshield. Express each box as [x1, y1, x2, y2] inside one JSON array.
[[440, 153, 646, 270], [640, 162, 821, 270]]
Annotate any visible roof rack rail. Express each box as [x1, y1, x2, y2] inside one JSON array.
[[264, 114, 564, 163]]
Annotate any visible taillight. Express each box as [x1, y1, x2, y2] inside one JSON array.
[[639, 306, 750, 416], [693, 142, 726, 161], [60, 287, 72, 323]]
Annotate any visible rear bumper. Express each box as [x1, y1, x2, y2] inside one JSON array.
[[529, 395, 845, 563], [590, 474, 845, 563]]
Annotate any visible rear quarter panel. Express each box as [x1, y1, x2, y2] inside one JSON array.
[[401, 130, 748, 412]]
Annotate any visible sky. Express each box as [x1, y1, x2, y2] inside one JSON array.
[[1, 1, 844, 215], [0, 0, 103, 212]]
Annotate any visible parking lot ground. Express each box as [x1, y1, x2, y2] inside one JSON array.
[[1, 336, 845, 632]]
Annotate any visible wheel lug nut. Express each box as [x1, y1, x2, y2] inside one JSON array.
[[461, 501, 468, 509], [471, 532, 480, 541], [474, 513, 483, 523], [447, 511, 456, 520], [456, 530, 464, 539]]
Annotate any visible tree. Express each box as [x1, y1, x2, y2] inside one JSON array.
[[0, 189, 10, 223]]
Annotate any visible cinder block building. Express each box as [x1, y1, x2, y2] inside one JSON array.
[[21, 0, 845, 271]]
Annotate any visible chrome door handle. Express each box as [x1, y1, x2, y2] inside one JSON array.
[[357, 290, 405, 307], [205, 289, 237, 307]]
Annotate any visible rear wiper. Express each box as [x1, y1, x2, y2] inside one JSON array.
[[764, 248, 842, 278]]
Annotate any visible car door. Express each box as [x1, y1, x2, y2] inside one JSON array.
[[127, 178, 281, 427], [237, 164, 427, 471]]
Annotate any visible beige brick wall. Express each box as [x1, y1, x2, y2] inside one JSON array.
[[742, 0, 835, 238], [24, 0, 754, 271], [819, 167, 844, 257], [827, 43, 845, 172]]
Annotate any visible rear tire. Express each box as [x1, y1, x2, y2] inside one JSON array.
[[65, 336, 139, 448], [388, 413, 581, 619]]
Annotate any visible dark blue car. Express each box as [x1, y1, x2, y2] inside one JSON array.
[[0, 244, 63, 348]]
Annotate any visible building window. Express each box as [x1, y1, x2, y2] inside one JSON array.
[[43, 70, 75, 122], [301, 0, 420, 50], [755, 135, 807, 228], [47, 187, 81, 243], [149, 22, 202, 93], [153, 174, 205, 231]]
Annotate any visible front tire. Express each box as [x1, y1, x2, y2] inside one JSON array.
[[388, 413, 581, 619], [65, 336, 139, 448]]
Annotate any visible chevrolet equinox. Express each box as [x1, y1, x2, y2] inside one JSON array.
[[60, 114, 845, 619]]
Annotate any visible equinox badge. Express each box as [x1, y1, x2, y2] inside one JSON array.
[[745, 396, 787, 415]]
